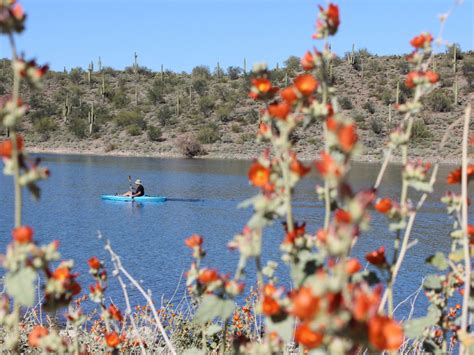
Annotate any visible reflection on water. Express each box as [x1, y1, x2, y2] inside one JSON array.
[[0, 154, 469, 318]]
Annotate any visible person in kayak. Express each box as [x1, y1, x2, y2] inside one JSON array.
[[122, 179, 145, 197]]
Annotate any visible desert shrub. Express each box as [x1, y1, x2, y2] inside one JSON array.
[[198, 96, 215, 116], [370, 117, 384, 135], [284, 55, 300, 75], [216, 105, 233, 122], [192, 78, 208, 96], [177, 134, 205, 158], [110, 86, 130, 108], [156, 106, 174, 126], [192, 65, 211, 80], [239, 132, 254, 143], [366, 59, 382, 72], [227, 66, 242, 80], [425, 90, 452, 112], [115, 110, 146, 129], [68, 67, 83, 84], [362, 101, 376, 114], [33, 117, 56, 138], [339, 96, 353, 110], [68, 118, 88, 138], [197, 123, 220, 144], [397, 60, 410, 74], [352, 112, 365, 126], [463, 58, 474, 90], [381, 89, 394, 105], [147, 125, 162, 141], [231, 123, 242, 133], [446, 43, 463, 60], [411, 120, 432, 142], [147, 79, 166, 105], [127, 124, 142, 136]]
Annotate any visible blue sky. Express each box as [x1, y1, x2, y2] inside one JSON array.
[[1, 0, 472, 73]]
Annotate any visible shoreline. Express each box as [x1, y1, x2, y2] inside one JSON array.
[[26, 146, 461, 165]]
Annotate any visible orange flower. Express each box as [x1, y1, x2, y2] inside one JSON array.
[[248, 161, 271, 187], [375, 198, 392, 214], [28, 326, 49, 347], [105, 331, 122, 348], [325, 3, 340, 35], [301, 51, 315, 70], [281, 86, 298, 105], [335, 209, 351, 224], [366, 246, 386, 266], [325, 116, 338, 132], [258, 122, 270, 135], [315, 152, 340, 178], [405, 71, 419, 89], [11, 3, 25, 20], [198, 268, 219, 284], [345, 258, 362, 275], [52, 266, 71, 281], [263, 283, 276, 296], [109, 304, 124, 322], [337, 123, 358, 152], [0, 135, 24, 158], [468, 225, 474, 237], [294, 322, 324, 349], [425, 70, 439, 84], [185, 234, 203, 248], [261, 295, 280, 316], [410, 32, 433, 49], [290, 156, 311, 177], [268, 101, 291, 119], [447, 165, 474, 184], [11, 225, 33, 244], [368, 315, 404, 351], [284, 222, 306, 244], [352, 287, 381, 321], [290, 287, 320, 320], [294, 74, 318, 96], [88, 256, 101, 270], [252, 78, 271, 93]]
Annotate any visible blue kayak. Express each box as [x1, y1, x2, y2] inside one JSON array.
[[101, 195, 166, 203]]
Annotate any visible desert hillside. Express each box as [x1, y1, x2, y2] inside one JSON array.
[[1, 48, 473, 162]]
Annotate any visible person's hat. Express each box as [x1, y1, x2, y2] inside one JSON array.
[[135, 179, 142, 185]]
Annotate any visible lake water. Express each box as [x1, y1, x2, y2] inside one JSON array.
[[0, 154, 466, 319]]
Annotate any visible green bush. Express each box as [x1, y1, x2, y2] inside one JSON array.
[[362, 101, 375, 114], [370, 117, 384, 135], [192, 65, 211, 80], [339, 96, 353, 110], [425, 90, 452, 112], [156, 106, 174, 126], [33, 117, 56, 134], [198, 96, 214, 116], [284, 55, 300, 75], [463, 58, 474, 91], [147, 80, 166, 105], [127, 124, 142, 136], [115, 110, 146, 129], [147, 126, 162, 141], [197, 124, 220, 144], [192, 78, 208, 96], [68, 118, 88, 138], [110, 87, 130, 108], [231, 123, 242, 133], [177, 134, 205, 158], [216, 105, 233, 122], [411, 120, 432, 142]]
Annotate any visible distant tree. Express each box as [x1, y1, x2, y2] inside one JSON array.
[[446, 43, 463, 60], [156, 106, 173, 126], [198, 96, 214, 116], [192, 78, 208, 96], [147, 79, 165, 105], [69, 67, 84, 84], [192, 65, 211, 80], [284, 56, 300, 75], [227, 66, 242, 80]]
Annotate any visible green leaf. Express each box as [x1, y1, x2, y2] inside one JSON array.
[[408, 180, 433, 193], [5, 268, 37, 307], [404, 305, 441, 338], [426, 252, 448, 271], [266, 314, 295, 343], [193, 294, 235, 324], [449, 249, 464, 262], [423, 275, 442, 292]]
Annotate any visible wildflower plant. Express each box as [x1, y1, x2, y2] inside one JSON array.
[[0, 0, 472, 354]]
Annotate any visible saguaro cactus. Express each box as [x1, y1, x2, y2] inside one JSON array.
[[87, 61, 93, 85], [88, 102, 96, 135], [62, 94, 71, 123], [454, 74, 458, 105], [217, 61, 221, 79], [160, 64, 164, 82], [395, 81, 400, 105], [99, 73, 106, 98], [243, 58, 247, 75], [453, 46, 457, 73], [98, 56, 102, 72], [388, 103, 392, 126], [133, 52, 138, 74], [348, 43, 355, 65], [189, 86, 192, 103], [176, 94, 180, 116]]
